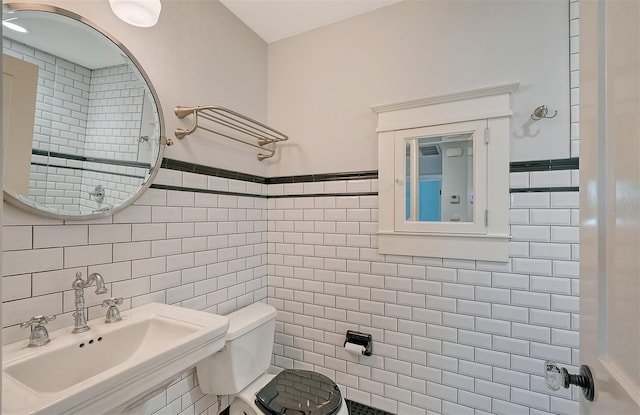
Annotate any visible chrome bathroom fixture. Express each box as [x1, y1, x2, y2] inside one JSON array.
[[88, 185, 105, 204], [530, 104, 558, 120], [72, 272, 109, 334], [102, 297, 124, 323], [174, 105, 289, 160], [20, 315, 56, 347], [545, 360, 595, 401]]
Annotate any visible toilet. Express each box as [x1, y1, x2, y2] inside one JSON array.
[[197, 302, 349, 415]]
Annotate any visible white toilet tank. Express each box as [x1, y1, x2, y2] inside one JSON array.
[[196, 302, 277, 395]]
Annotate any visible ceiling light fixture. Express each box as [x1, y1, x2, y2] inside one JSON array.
[[2, 17, 27, 33], [108, 0, 161, 28]]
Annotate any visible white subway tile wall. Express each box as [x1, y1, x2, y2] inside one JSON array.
[[85, 64, 144, 161], [267, 177, 579, 415], [570, 0, 580, 157], [2, 170, 268, 415]]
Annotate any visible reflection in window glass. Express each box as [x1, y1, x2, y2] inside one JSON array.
[[405, 132, 474, 222]]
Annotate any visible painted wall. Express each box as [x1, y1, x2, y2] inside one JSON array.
[[22, 0, 270, 178], [267, 0, 569, 177]]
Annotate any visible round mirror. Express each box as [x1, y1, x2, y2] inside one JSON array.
[[2, 3, 168, 219]]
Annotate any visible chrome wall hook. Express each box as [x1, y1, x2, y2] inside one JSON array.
[[531, 105, 558, 121]]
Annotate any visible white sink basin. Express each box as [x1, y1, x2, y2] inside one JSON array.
[[2, 303, 229, 414]]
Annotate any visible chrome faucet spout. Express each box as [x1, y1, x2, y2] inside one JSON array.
[[72, 272, 109, 334], [87, 272, 108, 294]]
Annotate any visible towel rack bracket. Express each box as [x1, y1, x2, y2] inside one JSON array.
[[173, 105, 288, 161]]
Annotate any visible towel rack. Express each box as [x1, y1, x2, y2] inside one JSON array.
[[174, 106, 288, 160]]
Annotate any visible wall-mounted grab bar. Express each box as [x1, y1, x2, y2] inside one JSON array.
[[174, 105, 288, 161]]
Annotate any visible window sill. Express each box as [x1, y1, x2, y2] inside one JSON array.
[[378, 231, 510, 261]]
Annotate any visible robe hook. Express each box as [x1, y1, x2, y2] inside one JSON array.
[[531, 105, 557, 121]]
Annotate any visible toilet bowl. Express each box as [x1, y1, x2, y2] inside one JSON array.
[[196, 302, 348, 415]]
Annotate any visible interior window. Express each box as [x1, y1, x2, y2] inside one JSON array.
[[405, 132, 473, 223], [374, 83, 515, 261]]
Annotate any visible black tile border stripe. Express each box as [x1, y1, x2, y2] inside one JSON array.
[[159, 158, 580, 197], [161, 158, 377, 184], [510, 186, 579, 193], [33, 149, 152, 169], [268, 170, 378, 184], [149, 184, 380, 199], [163, 157, 578, 184], [32, 162, 146, 180], [509, 157, 579, 173], [269, 192, 379, 199], [151, 183, 579, 197], [161, 158, 267, 184], [150, 184, 267, 198]]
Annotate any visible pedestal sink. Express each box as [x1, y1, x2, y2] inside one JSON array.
[[2, 303, 229, 414]]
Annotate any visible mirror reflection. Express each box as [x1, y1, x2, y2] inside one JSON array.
[[2, 6, 162, 216], [405, 132, 474, 222]]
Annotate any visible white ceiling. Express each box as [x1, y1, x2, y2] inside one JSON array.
[[219, 0, 403, 43], [3, 1, 403, 69]]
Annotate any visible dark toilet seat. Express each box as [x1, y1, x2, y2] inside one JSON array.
[[255, 369, 343, 415]]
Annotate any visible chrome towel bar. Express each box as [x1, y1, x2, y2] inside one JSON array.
[[174, 105, 288, 160]]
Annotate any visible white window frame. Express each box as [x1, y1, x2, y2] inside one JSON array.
[[395, 119, 487, 234], [373, 83, 518, 261]]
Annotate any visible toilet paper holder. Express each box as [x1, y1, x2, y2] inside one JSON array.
[[344, 330, 373, 356]]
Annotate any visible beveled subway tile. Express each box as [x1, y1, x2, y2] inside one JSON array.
[[529, 170, 572, 188], [113, 241, 151, 262], [4, 248, 64, 276], [167, 190, 195, 207], [154, 169, 182, 187], [34, 225, 87, 248], [64, 244, 112, 268], [152, 206, 183, 223], [135, 188, 167, 206], [2, 226, 32, 251], [3, 274, 32, 302], [511, 192, 550, 209], [88, 261, 132, 284], [132, 223, 167, 241], [4, 293, 62, 327], [89, 224, 132, 244], [111, 276, 150, 299]]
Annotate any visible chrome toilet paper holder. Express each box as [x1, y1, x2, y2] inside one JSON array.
[[344, 330, 373, 356]]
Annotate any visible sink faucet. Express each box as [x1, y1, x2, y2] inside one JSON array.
[[72, 272, 108, 334], [20, 315, 56, 347]]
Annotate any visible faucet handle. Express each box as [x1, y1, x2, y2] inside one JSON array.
[[20, 314, 56, 329], [102, 297, 124, 323], [102, 297, 124, 307], [20, 315, 56, 347]]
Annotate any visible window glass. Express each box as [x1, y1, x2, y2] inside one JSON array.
[[405, 132, 473, 222]]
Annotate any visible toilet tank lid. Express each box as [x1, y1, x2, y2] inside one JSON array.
[[226, 302, 277, 341]]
